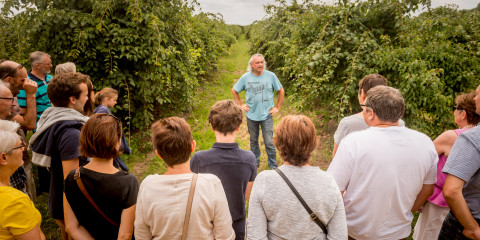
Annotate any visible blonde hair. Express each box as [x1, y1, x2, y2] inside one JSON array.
[[94, 87, 118, 105], [55, 62, 76, 74]]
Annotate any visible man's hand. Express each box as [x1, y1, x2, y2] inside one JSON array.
[[23, 78, 38, 95], [464, 228, 480, 240], [242, 104, 250, 112], [269, 107, 279, 115]]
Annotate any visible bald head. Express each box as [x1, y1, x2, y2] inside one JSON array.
[[0, 81, 14, 119], [0, 60, 27, 96]]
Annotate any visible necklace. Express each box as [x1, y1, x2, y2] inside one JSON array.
[[462, 125, 476, 129]]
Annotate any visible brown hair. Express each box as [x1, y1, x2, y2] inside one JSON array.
[[209, 100, 243, 136], [47, 72, 89, 107], [274, 115, 317, 166], [94, 87, 118, 105], [151, 117, 193, 167], [83, 79, 95, 116], [455, 91, 480, 125], [358, 74, 388, 95], [80, 114, 123, 159]]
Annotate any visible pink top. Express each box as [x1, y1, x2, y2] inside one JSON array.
[[428, 128, 469, 207]]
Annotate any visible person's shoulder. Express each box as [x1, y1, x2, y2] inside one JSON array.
[[339, 114, 364, 125], [94, 105, 110, 114]]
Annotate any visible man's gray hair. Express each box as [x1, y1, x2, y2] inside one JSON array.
[[247, 53, 267, 72], [365, 85, 405, 123], [0, 120, 20, 154], [29, 51, 50, 68], [55, 62, 76, 74]]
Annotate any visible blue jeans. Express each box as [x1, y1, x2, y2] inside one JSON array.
[[247, 114, 277, 169]]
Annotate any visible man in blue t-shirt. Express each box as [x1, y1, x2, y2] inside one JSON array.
[[232, 54, 284, 169], [190, 99, 257, 240]]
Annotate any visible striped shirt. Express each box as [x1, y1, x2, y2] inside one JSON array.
[[17, 71, 52, 122], [443, 124, 480, 219]]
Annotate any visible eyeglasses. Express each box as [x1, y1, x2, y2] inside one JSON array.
[[453, 105, 463, 111], [360, 104, 370, 108], [0, 97, 14, 103], [11, 142, 27, 152], [108, 114, 122, 132], [2, 64, 23, 80]]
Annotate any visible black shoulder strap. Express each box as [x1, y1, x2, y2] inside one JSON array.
[[275, 168, 328, 235]]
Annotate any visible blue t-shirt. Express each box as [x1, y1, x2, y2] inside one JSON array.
[[18, 71, 52, 122], [233, 70, 282, 121]]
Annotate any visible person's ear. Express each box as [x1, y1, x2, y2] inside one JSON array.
[[0, 153, 7, 166], [461, 110, 468, 121], [235, 125, 241, 132], [155, 149, 163, 159], [359, 89, 366, 103], [210, 123, 214, 132], [191, 140, 196, 153], [69, 96, 77, 105]]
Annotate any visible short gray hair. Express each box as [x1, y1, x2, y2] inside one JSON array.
[[0, 120, 20, 154], [29, 51, 50, 68], [55, 62, 76, 74], [247, 53, 267, 72], [365, 86, 404, 123]]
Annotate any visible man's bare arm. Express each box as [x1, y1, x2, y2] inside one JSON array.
[[411, 184, 434, 212], [13, 79, 37, 130], [232, 88, 249, 112], [443, 174, 480, 239]]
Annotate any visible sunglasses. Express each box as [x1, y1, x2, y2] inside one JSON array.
[[2, 64, 23, 80], [453, 105, 463, 111]]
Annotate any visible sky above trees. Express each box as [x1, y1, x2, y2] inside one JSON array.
[[195, 0, 480, 25]]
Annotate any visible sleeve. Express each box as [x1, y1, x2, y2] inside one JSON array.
[[17, 90, 27, 108], [325, 177, 348, 240], [443, 134, 480, 182], [213, 178, 236, 240], [233, 75, 246, 93], [134, 179, 153, 239], [190, 154, 199, 173], [124, 174, 140, 208], [1, 195, 40, 235], [58, 128, 81, 161], [249, 157, 258, 182], [246, 174, 268, 240], [327, 139, 355, 191], [271, 73, 282, 91], [333, 117, 349, 145]]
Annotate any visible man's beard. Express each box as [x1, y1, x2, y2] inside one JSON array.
[[5, 82, 20, 96]]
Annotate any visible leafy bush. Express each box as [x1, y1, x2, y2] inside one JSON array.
[[248, 0, 480, 137], [0, 0, 238, 131]]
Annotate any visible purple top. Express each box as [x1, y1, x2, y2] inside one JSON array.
[[429, 128, 469, 207]]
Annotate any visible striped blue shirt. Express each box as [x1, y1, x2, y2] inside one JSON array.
[[17, 71, 52, 122]]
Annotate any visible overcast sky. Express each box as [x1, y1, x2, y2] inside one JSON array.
[[194, 0, 480, 25]]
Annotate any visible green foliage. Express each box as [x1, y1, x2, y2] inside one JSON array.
[[0, 0, 238, 131], [248, 0, 480, 137]]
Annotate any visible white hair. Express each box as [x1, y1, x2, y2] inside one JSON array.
[[0, 120, 20, 154], [247, 53, 267, 72], [55, 62, 76, 74]]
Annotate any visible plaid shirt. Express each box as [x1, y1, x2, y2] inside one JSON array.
[[10, 166, 27, 193]]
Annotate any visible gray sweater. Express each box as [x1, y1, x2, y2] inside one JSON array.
[[246, 165, 347, 240]]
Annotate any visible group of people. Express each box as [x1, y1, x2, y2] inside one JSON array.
[[0, 52, 479, 240]]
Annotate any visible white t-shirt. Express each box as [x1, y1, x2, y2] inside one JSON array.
[[327, 126, 437, 240]]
